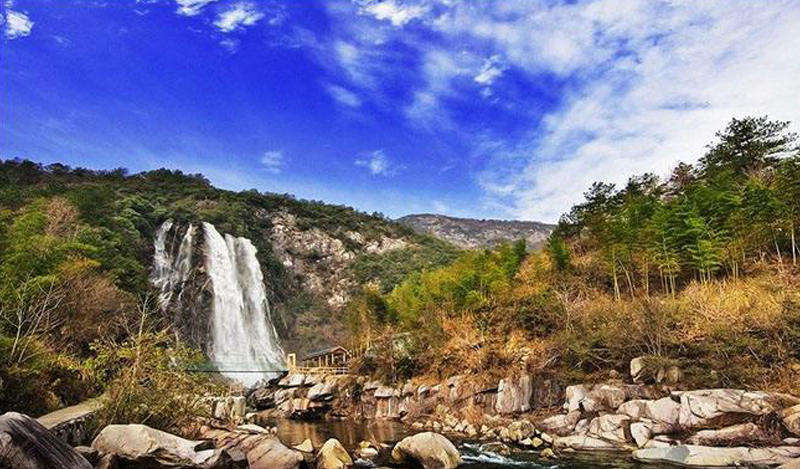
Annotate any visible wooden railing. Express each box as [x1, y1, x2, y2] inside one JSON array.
[[290, 365, 349, 376]]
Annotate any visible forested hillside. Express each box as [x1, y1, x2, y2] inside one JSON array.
[[346, 116, 800, 394], [0, 161, 457, 415]]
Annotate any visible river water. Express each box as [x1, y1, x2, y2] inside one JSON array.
[[271, 419, 667, 469]]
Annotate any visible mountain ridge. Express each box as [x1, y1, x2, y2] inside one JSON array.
[[397, 213, 555, 250]]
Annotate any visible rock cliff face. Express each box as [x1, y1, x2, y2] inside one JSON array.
[[268, 210, 409, 309], [397, 214, 554, 250], [152, 209, 432, 357]]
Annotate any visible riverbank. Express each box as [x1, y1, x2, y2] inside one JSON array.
[[243, 360, 800, 468]]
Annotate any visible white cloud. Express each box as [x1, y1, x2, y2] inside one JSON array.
[[326, 84, 362, 108], [174, 0, 220, 17], [355, 150, 402, 176], [219, 37, 239, 53], [359, 0, 428, 27], [474, 55, 504, 85], [214, 2, 264, 33], [260, 150, 285, 174], [3, 10, 33, 39], [321, 0, 800, 222]]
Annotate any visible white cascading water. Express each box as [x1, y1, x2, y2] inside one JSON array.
[[152, 220, 196, 309], [202, 222, 285, 386], [152, 220, 285, 386]]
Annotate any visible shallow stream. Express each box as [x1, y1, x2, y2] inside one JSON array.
[[271, 419, 671, 469]]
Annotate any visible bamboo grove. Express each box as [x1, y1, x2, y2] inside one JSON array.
[[551, 116, 800, 299]]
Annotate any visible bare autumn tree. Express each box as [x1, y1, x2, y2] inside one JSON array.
[[2, 280, 66, 364]]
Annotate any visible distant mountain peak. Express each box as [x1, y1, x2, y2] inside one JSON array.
[[397, 213, 554, 250]]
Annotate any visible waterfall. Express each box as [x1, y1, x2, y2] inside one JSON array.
[[151, 220, 196, 309], [152, 220, 285, 387], [203, 222, 285, 386]]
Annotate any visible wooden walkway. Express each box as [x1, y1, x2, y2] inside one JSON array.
[[37, 397, 103, 445]]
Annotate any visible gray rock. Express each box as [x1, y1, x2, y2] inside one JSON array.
[[92, 424, 229, 468], [197, 426, 303, 469], [246, 437, 305, 469], [687, 422, 764, 446], [279, 374, 306, 388], [95, 454, 118, 469], [618, 397, 681, 427], [495, 375, 533, 414], [633, 445, 800, 467], [674, 389, 791, 429], [539, 411, 582, 436], [374, 385, 397, 399], [630, 422, 652, 448], [564, 385, 591, 413], [294, 439, 314, 453], [74, 446, 99, 465], [308, 378, 339, 401], [781, 404, 800, 436], [391, 432, 462, 469], [554, 435, 626, 451], [631, 357, 647, 383], [402, 382, 418, 397], [586, 414, 630, 444], [316, 439, 353, 469], [778, 459, 800, 469], [248, 387, 276, 409], [0, 412, 93, 469], [581, 384, 628, 413]]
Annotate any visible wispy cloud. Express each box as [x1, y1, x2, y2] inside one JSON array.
[[326, 84, 361, 108], [355, 150, 402, 177], [174, 0, 219, 17], [3, 9, 33, 39], [260, 150, 285, 174], [357, 0, 428, 27], [219, 37, 239, 53], [214, 2, 264, 33], [318, 0, 800, 222]]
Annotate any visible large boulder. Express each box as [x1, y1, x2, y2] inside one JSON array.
[[92, 424, 229, 468], [580, 384, 628, 413], [778, 459, 800, 469], [780, 405, 800, 436], [0, 412, 93, 469], [196, 426, 303, 469], [316, 439, 352, 469], [554, 435, 625, 451], [629, 420, 675, 448], [564, 385, 591, 413], [633, 445, 800, 467], [586, 414, 630, 444], [391, 432, 461, 469], [631, 357, 647, 383], [687, 423, 765, 446], [539, 410, 582, 436], [249, 387, 276, 409], [674, 390, 797, 429], [495, 375, 532, 414], [618, 397, 681, 427], [246, 437, 305, 469], [374, 385, 397, 399], [308, 378, 339, 402], [279, 374, 307, 388]]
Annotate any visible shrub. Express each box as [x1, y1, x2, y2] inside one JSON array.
[[87, 327, 223, 435]]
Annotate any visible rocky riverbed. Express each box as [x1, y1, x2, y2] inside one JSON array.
[[6, 357, 800, 469], [240, 359, 800, 468]]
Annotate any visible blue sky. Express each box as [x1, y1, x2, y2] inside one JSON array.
[[2, 1, 799, 222]]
